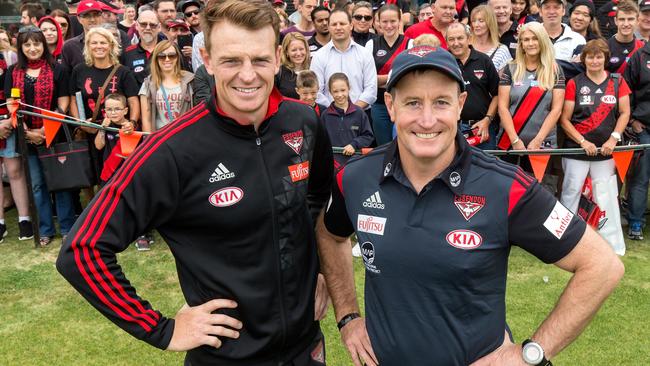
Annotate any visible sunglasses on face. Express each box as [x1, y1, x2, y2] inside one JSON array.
[[184, 9, 200, 17], [353, 15, 373, 22], [138, 21, 159, 29], [157, 52, 178, 60]]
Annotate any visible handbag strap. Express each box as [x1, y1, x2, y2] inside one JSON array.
[[91, 65, 120, 123], [611, 73, 620, 118]]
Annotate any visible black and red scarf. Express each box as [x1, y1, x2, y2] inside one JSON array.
[[12, 59, 54, 129]]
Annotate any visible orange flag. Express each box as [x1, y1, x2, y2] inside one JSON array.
[[528, 154, 551, 182], [7, 100, 19, 128], [361, 147, 373, 155], [119, 130, 143, 157], [41, 109, 66, 147], [612, 150, 634, 182]]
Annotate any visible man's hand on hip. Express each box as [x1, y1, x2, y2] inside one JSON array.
[[167, 299, 242, 351], [341, 317, 378, 366], [469, 330, 527, 366]]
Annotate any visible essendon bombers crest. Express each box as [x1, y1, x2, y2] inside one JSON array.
[[454, 194, 486, 221], [282, 130, 304, 154]]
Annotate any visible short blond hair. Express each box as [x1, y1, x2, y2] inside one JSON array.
[[413, 34, 441, 47], [83, 27, 121, 66]]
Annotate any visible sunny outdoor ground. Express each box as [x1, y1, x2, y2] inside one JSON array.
[[0, 211, 648, 365]]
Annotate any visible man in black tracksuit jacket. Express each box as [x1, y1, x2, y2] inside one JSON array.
[[56, 1, 334, 364], [57, 88, 333, 364]]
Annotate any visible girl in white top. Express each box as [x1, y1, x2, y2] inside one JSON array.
[[470, 5, 513, 71]]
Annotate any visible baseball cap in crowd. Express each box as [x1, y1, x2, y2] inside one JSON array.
[[177, 0, 202, 14], [272, 0, 285, 6], [569, 0, 595, 16], [641, 0, 650, 12], [98, 0, 124, 14], [77, 0, 104, 15], [168, 14, 190, 30], [386, 46, 465, 92]]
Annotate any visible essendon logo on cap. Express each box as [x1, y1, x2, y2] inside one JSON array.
[[288, 161, 310, 182], [408, 47, 435, 58], [454, 194, 486, 221], [282, 130, 304, 155]]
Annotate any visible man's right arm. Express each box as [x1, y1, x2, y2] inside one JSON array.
[[317, 175, 378, 366]]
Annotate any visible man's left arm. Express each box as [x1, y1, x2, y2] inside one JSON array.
[[355, 48, 377, 109], [471, 181, 624, 365]]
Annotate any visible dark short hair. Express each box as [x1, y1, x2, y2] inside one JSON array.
[[153, 0, 175, 11], [580, 38, 610, 66], [20, 3, 45, 21], [311, 5, 330, 21], [297, 70, 319, 89], [201, 0, 280, 52], [328, 72, 349, 90], [330, 8, 352, 23]]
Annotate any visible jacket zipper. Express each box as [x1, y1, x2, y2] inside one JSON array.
[[255, 136, 288, 349]]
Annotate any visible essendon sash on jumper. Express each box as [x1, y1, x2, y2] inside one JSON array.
[[574, 77, 617, 135], [100, 139, 125, 182], [376, 36, 409, 75], [616, 39, 645, 74], [497, 86, 547, 150]]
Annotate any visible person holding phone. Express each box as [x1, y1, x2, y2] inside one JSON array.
[[166, 15, 193, 72]]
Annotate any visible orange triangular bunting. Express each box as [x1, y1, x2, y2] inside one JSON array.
[[41, 110, 65, 147], [119, 130, 142, 157], [613, 150, 634, 182], [529, 154, 551, 182], [7, 100, 19, 128], [361, 147, 373, 155]]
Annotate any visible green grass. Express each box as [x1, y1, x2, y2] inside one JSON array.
[[0, 214, 649, 365]]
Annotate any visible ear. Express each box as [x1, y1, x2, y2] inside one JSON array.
[[384, 91, 396, 122], [200, 47, 213, 75], [274, 44, 282, 75], [457, 91, 468, 120]]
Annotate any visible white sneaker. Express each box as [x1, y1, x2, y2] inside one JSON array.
[[352, 243, 362, 257]]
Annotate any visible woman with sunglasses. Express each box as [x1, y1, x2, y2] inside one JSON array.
[[351, 1, 376, 46], [50, 10, 73, 41], [38, 17, 64, 64], [139, 40, 194, 133], [3, 26, 74, 246]]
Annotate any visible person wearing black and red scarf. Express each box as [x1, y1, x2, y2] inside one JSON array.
[[366, 4, 412, 145], [4, 26, 75, 246], [559, 39, 630, 219]]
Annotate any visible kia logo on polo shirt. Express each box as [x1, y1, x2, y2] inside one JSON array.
[[209, 187, 243, 207], [601, 95, 617, 104], [445, 229, 483, 250]]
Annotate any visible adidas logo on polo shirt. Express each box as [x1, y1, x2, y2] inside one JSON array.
[[209, 163, 235, 183], [363, 191, 385, 209]]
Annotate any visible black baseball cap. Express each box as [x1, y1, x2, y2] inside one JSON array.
[[641, 0, 650, 12], [177, 0, 202, 13], [386, 46, 465, 92]]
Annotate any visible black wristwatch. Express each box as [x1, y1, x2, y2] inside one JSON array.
[[337, 312, 360, 331], [522, 339, 552, 365]]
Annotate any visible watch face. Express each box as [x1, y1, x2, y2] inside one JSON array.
[[523, 342, 544, 364]]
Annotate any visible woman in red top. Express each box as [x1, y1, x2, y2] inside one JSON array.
[[559, 39, 631, 214]]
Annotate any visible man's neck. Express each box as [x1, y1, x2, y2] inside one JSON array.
[[140, 39, 157, 52], [316, 32, 330, 45], [297, 19, 314, 32], [218, 101, 267, 130], [458, 48, 471, 64], [431, 17, 449, 33], [639, 28, 650, 41], [615, 32, 634, 43], [333, 38, 351, 51], [544, 22, 563, 39], [399, 142, 456, 194], [498, 20, 513, 36]]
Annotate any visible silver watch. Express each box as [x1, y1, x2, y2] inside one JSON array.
[[522, 340, 545, 365], [611, 132, 622, 142]]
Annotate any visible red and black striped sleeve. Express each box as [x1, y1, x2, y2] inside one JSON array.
[[507, 168, 586, 264], [56, 105, 209, 349]]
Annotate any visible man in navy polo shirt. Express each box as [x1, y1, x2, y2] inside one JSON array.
[[317, 46, 624, 366]]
